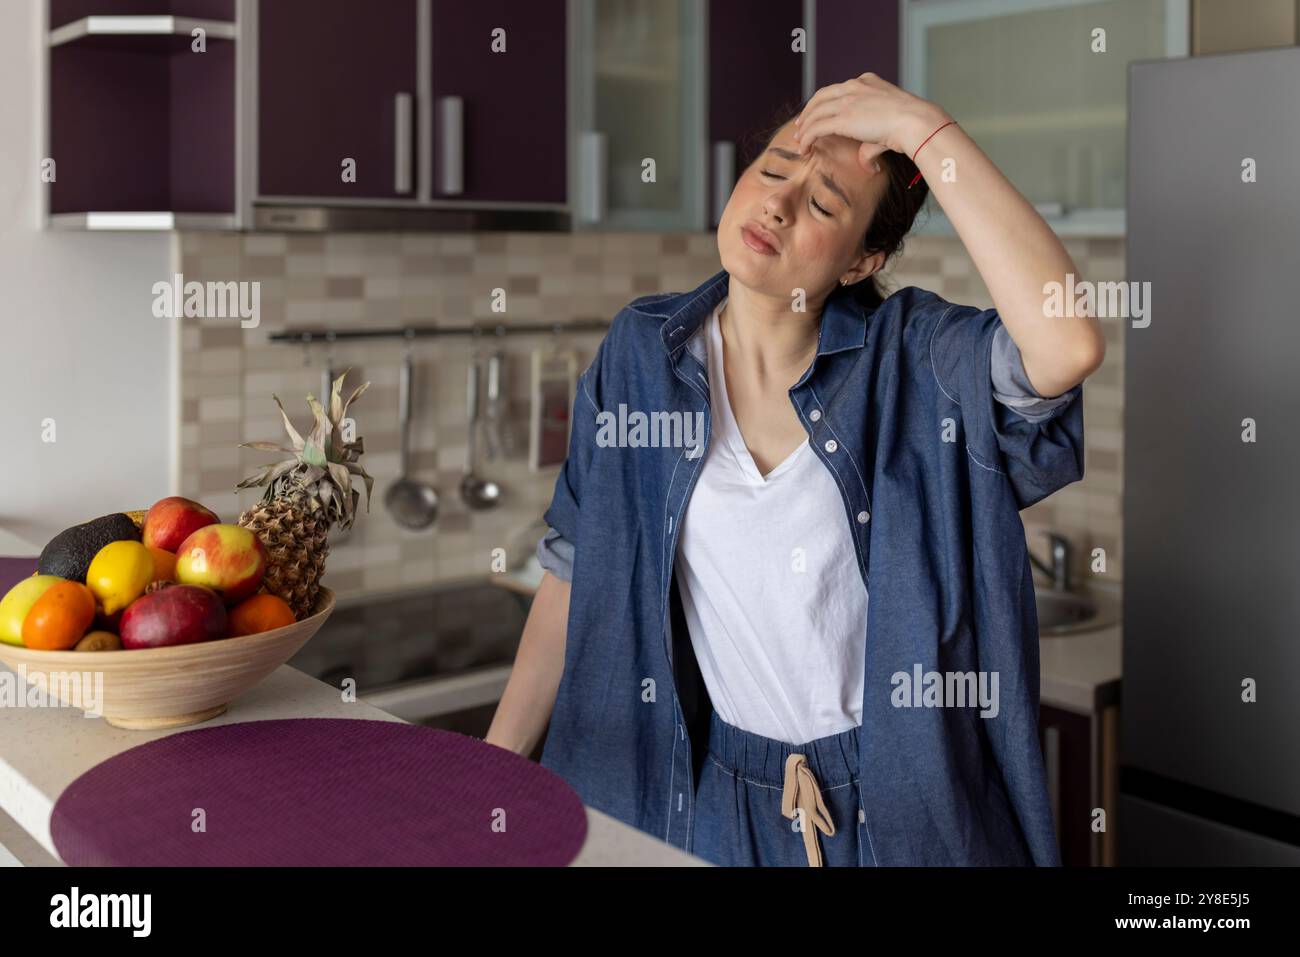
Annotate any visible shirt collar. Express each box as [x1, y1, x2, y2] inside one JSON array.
[[634, 267, 868, 359]]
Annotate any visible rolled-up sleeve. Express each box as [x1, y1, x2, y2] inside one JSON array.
[[535, 526, 575, 583], [990, 324, 1078, 424], [539, 341, 606, 581]]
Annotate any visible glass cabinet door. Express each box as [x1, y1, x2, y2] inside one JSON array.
[[571, 0, 705, 230], [903, 0, 1189, 234]]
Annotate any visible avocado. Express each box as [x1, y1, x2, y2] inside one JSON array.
[[38, 513, 142, 582]]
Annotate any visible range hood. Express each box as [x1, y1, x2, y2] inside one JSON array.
[[251, 203, 570, 233]]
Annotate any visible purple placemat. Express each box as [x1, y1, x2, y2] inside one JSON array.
[[51, 719, 587, 866], [0, 557, 38, 595]]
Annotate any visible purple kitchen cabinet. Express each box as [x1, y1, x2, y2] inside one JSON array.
[[47, 0, 236, 217], [429, 1, 566, 203], [258, 0, 419, 200], [705, 0, 900, 230], [707, 0, 803, 227], [814, 0, 899, 88]]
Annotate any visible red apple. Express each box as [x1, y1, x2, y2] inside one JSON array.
[[120, 584, 228, 649], [174, 524, 267, 605], [142, 496, 219, 552]]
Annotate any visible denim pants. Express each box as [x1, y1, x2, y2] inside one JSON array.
[[692, 707, 874, 867]]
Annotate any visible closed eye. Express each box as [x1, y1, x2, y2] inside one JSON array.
[[760, 170, 833, 217]]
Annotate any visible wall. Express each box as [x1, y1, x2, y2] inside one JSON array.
[[175, 230, 1126, 603], [0, 1, 174, 555], [175, 231, 698, 600], [1193, 0, 1298, 54]]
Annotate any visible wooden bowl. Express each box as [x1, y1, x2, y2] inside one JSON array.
[[0, 509, 335, 730]]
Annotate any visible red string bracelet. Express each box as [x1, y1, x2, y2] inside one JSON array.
[[907, 119, 957, 189]]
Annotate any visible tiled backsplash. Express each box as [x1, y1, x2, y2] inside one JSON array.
[[176, 231, 1125, 603]]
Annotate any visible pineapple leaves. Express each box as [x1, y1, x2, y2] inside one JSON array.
[[239, 369, 372, 523], [306, 392, 330, 442], [329, 369, 350, 425], [239, 441, 296, 453], [235, 463, 278, 490], [326, 462, 353, 510], [267, 457, 300, 485], [303, 394, 332, 466], [348, 462, 375, 511], [234, 457, 300, 496], [301, 440, 328, 468], [341, 380, 370, 424], [271, 395, 306, 451]]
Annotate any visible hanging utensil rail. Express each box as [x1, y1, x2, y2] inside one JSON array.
[[269, 320, 609, 344]]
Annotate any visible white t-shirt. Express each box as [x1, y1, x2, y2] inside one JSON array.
[[673, 299, 868, 745]]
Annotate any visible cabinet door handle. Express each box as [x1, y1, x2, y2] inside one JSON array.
[[394, 92, 414, 194], [437, 95, 464, 195], [1044, 725, 1061, 846], [712, 140, 735, 228], [578, 131, 607, 223]]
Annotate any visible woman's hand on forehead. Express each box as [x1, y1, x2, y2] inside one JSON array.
[[793, 72, 952, 170]]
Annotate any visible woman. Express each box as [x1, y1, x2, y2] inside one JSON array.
[[488, 73, 1104, 867]]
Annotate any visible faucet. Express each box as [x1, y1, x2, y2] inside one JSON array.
[[1028, 531, 1071, 591]]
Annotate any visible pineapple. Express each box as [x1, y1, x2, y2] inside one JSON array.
[[236, 369, 374, 617]]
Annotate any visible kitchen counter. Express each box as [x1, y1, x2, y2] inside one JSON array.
[[0, 664, 706, 867], [1039, 619, 1121, 713]]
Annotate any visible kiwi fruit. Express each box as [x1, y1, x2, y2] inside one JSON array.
[[74, 630, 122, 652]]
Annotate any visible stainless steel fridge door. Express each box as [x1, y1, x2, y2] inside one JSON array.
[[1120, 796, 1300, 865], [1123, 48, 1300, 819]]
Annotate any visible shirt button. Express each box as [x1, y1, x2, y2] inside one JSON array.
[[809, 409, 822, 422], [824, 439, 838, 453], [858, 808, 866, 824], [857, 510, 870, 524]]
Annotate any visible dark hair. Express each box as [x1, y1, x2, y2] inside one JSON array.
[[741, 95, 930, 312]]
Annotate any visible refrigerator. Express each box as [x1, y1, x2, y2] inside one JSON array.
[[1122, 46, 1300, 864]]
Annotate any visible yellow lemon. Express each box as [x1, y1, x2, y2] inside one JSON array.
[[86, 541, 155, 615], [0, 575, 63, 646]]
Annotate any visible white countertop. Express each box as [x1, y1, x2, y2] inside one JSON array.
[[1037, 584, 1122, 714], [1039, 621, 1121, 713], [0, 664, 705, 867]]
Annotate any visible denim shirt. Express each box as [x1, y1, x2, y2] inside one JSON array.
[[537, 267, 1084, 865]]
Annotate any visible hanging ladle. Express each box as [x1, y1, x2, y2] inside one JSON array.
[[385, 338, 440, 529], [460, 352, 501, 510]]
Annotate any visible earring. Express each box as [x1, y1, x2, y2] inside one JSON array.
[[840, 278, 849, 286]]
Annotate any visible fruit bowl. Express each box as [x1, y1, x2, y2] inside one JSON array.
[[0, 510, 335, 730]]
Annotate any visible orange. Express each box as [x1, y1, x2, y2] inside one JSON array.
[[147, 547, 177, 583], [22, 581, 96, 650], [227, 593, 296, 637]]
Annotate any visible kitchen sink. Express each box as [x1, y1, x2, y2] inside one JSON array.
[[1035, 588, 1120, 637]]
